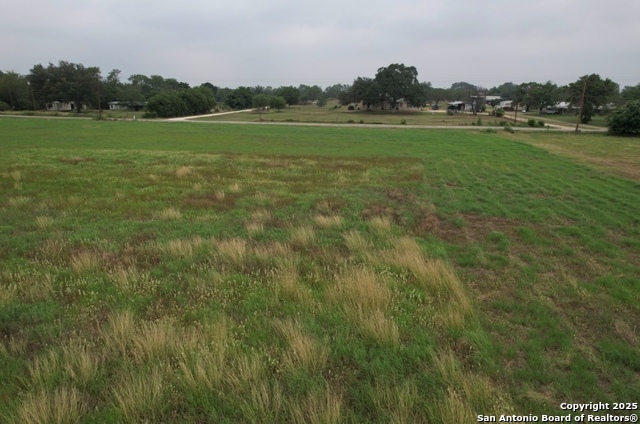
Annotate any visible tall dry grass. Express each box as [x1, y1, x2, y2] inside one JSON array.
[[273, 265, 314, 307], [314, 215, 343, 228], [369, 216, 392, 233], [70, 250, 100, 273], [290, 384, 343, 424], [216, 238, 247, 264], [17, 387, 84, 424], [156, 207, 182, 220], [342, 230, 370, 253], [273, 319, 328, 374], [372, 380, 421, 424], [174, 166, 192, 178], [290, 226, 315, 248], [327, 268, 391, 313], [112, 368, 164, 421]]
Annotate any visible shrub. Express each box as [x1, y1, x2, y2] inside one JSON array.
[[494, 108, 505, 117], [608, 100, 640, 136], [537, 120, 545, 127], [146, 93, 188, 118], [347, 105, 355, 111], [446, 109, 454, 116], [503, 124, 515, 133], [359, 120, 364, 124], [527, 118, 536, 127], [476, 117, 483, 126], [0, 101, 11, 111], [400, 119, 407, 125]]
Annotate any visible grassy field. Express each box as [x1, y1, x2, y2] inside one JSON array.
[[1, 118, 639, 423], [197, 103, 513, 127], [533, 113, 609, 128], [0, 109, 141, 120]]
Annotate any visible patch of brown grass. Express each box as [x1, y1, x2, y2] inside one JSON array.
[[290, 226, 315, 248], [112, 368, 164, 422], [17, 387, 85, 424], [174, 166, 192, 178], [290, 384, 343, 424], [343, 229, 370, 253], [35, 216, 54, 229], [369, 216, 392, 233], [314, 215, 343, 228], [156, 207, 182, 220], [216, 238, 247, 264], [70, 250, 100, 273], [273, 319, 328, 374], [327, 267, 391, 313]]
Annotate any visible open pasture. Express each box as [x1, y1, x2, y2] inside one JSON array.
[[197, 103, 513, 127], [1, 118, 638, 422]]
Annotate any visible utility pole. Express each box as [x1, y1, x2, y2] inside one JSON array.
[[27, 81, 37, 110], [575, 78, 587, 132]]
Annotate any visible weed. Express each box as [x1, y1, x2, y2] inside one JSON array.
[[216, 238, 247, 263], [342, 229, 370, 253], [290, 226, 315, 248], [156, 207, 182, 220], [175, 166, 192, 178], [112, 368, 164, 421], [17, 387, 85, 424], [314, 215, 343, 228], [70, 250, 100, 273], [290, 384, 343, 424], [35, 216, 54, 229], [273, 318, 329, 373]]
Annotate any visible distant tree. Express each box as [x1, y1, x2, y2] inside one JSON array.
[[201, 82, 218, 96], [269, 96, 286, 111], [146, 92, 188, 117], [621, 84, 640, 102], [374, 63, 423, 109], [348, 77, 381, 109], [180, 88, 212, 115], [519, 81, 559, 113], [0, 70, 31, 110], [324, 83, 349, 99], [276, 86, 300, 106], [428, 87, 447, 107], [607, 100, 640, 136], [28, 61, 102, 111], [127, 74, 190, 100], [101, 69, 122, 107], [448, 81, 478, 101], [567, 74, 619, 123], [299, 84, 323, 103], [316, 95, 327, 108], [117, 83, 143, 104], [488, 82, 517, 100], [225, 86, 253, 109], [252, 93, 271, 109]]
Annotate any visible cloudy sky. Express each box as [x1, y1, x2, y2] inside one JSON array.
[[2, 0, 639, 89]]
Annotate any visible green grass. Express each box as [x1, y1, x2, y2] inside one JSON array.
[[197, 103, 512, 126], [1, 117, 639, 422], [0, 109, 141, 120], [535, 113, 609, 128]]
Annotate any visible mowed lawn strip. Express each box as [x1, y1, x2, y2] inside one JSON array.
[[0, 117, 638, 422]]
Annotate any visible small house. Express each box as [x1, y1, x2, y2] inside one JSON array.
[[46, 101, 78, 111]]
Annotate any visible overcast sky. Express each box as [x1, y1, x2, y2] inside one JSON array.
[[2, 0, 639, 89]]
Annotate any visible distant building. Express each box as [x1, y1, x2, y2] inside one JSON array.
[[108, 101, 145, 111], [46, 101, 83, 111]]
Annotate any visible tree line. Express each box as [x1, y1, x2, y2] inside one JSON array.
[[1, 60, 639, 127]]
